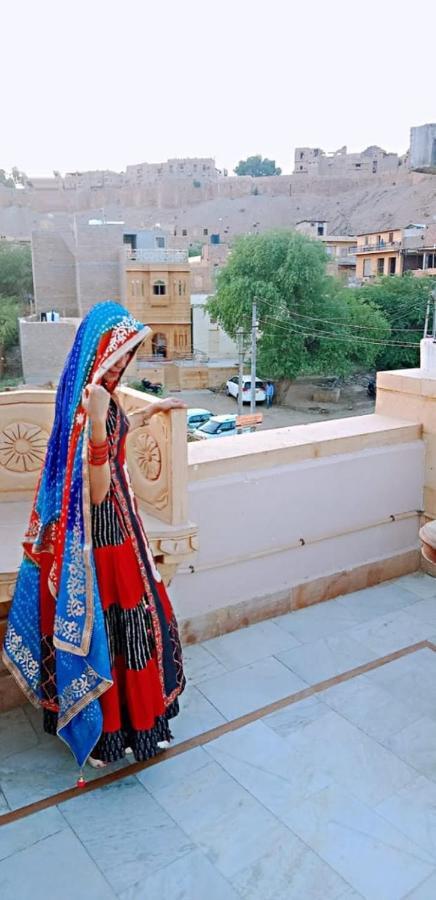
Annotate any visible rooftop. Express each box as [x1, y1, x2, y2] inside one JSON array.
[[1, 573, 436, 897]]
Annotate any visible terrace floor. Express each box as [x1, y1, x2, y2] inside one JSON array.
[[2, 573, 436, 899]]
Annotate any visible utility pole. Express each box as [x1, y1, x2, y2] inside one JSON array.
[[237, 327, 244, 417], [250, 298, 257, 414]]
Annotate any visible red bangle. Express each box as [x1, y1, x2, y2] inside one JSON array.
[[88, 437, 109, 466]]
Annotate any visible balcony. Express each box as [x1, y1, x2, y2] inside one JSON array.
[[126, 248, 189, 264], [355, 241, 402, 254]]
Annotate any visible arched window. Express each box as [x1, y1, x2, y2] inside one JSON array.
[[152, 333, 167, 358], [153, 280, 166, 296]]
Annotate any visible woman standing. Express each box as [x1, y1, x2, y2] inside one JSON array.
[[2, 302, 186, 769]]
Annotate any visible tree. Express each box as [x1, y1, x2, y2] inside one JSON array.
[[0, 297, 19, 376], [234, 155, 282, 177], [0, 169, 14, 188], [0, 242, 33, 302], [207, 231, 390, 380], [353, 274, 429, 370]]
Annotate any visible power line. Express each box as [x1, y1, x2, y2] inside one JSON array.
[[256, 295, 428, 334], [261, 315, 420, 349]]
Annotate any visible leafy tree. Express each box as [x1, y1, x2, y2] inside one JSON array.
[[0, 297, 19, 376], [207, 231, 389, 379], [0, 242, 33, 302], [353, 274, 429, 370], [234, 155, 282, 177], [0, 169, 14, 188]]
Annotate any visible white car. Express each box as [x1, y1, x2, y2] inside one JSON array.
[[226, 376, 266, 404], [193, 414, 237, 439]]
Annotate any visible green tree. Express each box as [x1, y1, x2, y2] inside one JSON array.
[[0, 169, 14, 188], [0, 242, 33, 302], [207, 231, 389, 380], [234, 155, 282, 177], [353, 274, 429, 370], [0, 297, 19, 376]]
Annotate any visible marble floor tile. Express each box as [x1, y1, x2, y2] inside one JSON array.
[[402, 595, 436, 629], [170, 683, 227, 742], [406, 871, 436, 898], [137, 746, 211, 796], [60, 777, 194, 894], [231, 826, 351, 900], [182, 643, 227, 684], [284, 784, 435, 900], [283, 709, 415, 807], [196, 655, 307, 720], [203, 619, 301, 670], [321, 673, 423, 743], [206, 720, 331, 817], [348, 610, 431, 658], [394, 573, 436, 600], [376, 775, 436, 863], [384, 717, 436, 782], [0, 807, 66, 862], [0, 827, 117, 900], [364, 652, 436, 720], [0, 708, 38, 762], [272, 600, 358, 643], [263, 694, 330, 738], [275, 633, 377, 685], [335, 582, 421, 622], [119, 848, 240, 900]]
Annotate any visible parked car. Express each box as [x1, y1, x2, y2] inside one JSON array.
[[187, 408, 213, 432], [226, 375, 266, 404], [193, 414, 237, 439]]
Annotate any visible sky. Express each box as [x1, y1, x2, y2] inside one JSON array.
[[2, 0, 436, 178]]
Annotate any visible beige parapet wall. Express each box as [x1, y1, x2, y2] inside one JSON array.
[[171, 414, 424, 642]]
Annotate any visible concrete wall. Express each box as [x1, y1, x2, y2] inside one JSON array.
[[31, 230, 77, 316], [191, 300, 238, 360], [410, 124, 436, 169], [19, 318, 81, 384], [171, 415, 423, 639]]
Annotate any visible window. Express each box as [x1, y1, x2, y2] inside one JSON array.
[[300, 151, 304, 160], [203, 228, 208, 236], [377, 258, 385, 276], [363, 259, 372, 277], [389, 257, 396, 275], [182, 228, 188, 237], [317, 224, 325, 236], [155, 236, 165, 249], [153, 280, 166, 296], [389, 232, 394, 243]]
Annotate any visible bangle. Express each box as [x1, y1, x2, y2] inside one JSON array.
[[88, 437, 109, 466]]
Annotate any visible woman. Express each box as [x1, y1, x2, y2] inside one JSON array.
[[2, 302, 186, 770]]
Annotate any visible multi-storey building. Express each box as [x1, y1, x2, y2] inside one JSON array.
[[355, 225, 436, 280]]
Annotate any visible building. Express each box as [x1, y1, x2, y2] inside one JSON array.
[[355, 224, 436, 280], [31, 221, 170, 318], [189, 242, 230, 293], [294, 145, 400, 177], [63, 170, 124, 190], [410, 124, 436, 171], [125, 158, 218, 185], [124, 247, 192, 361], [295, 222, 357, 280], [295, 220, 328, 237], [191, 293, 238, 361]]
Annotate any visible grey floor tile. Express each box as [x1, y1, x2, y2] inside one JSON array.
[[197, 655, 307, 720], [348, 610, 431, 658], [275, 633, 376, 685], [384, 717, 436, 782], [0, 827, 117, 899], [150, 758, 283, 878], [394, 573, 436, 600], [284, 784, 434, 900], [0, 807, 66, 862], [272, 600, 358, 643], [403, 595, 436, 628], [406, 871, 436, 898], [119, 848, 239, 900], [283, 709, 415, 807], [206, 720, 330, 817], [0, 708, 38, 762], [203, 619, 301, 670], [231, 826, 350, 900], [376, 775, 436, 863], [335, 582, 421, 622], [138, 746, 211, 795], [263, 694, 330, 738], [60, 777, 194, 894], [365, 651, 436, 721], [183, 643, 227, 684], [321, 673, 423, 743], [171, 683, 227, 741]]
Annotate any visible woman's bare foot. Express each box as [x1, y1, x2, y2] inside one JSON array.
[[88, 756, 107, 769], [157, 740, 170, 750]]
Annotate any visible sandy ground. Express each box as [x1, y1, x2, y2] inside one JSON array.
[[179, 387, 375, 431]]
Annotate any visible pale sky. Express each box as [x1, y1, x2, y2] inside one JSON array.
[[2, 0, 436, 177]]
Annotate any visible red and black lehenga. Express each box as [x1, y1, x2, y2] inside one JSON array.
[[42, 396, 185, 761]]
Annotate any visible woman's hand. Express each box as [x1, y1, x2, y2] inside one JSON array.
[[128, 397, 187, 430], [82, 385, 111, 424]]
